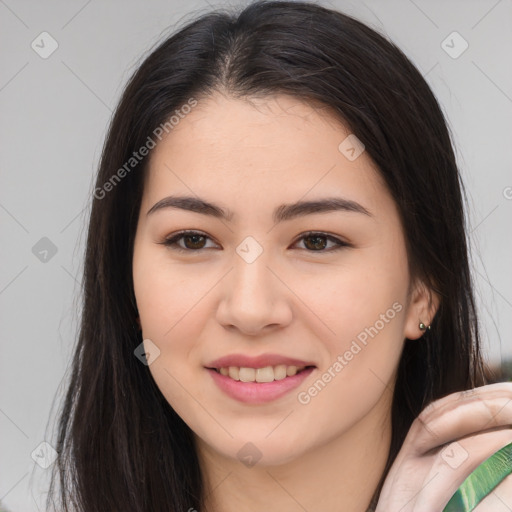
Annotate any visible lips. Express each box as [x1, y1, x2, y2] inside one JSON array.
[[205, 353, 316, 403], [206, 353, 315, 369]]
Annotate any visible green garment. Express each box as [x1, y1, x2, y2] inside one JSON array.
[[443, 441, 512, 512]]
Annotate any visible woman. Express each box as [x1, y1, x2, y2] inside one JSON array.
[[46, 1, 512, 511]]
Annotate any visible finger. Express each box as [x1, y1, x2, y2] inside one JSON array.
[[418, 383, 512, 425], [414, 432, 512, 512], [406, 389, 512, 456]]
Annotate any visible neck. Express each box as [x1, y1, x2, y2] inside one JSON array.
[[197, 388, 392, 512]]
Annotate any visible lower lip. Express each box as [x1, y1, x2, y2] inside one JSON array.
[[207, 367, 315, 404]]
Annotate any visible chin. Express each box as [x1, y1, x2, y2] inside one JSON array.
[[199, 431, 310, 468]]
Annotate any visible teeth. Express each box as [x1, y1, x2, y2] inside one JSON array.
[[228, 367, 240, 381], [216, 365, 307, 382], [274, 364, 287, 380], [256, 366, 274, 383], [286, 365, 297, 377], [239, 367, 256, 382]]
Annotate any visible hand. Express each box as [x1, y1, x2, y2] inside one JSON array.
[[375, 382, 512, 512]]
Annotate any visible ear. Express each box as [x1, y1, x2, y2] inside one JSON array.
[[403, 278, 440, 340]]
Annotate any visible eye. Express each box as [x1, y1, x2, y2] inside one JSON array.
[[159, 230, 349, 253], [159, 230, 219, 253], [291, 231, 349, 252]]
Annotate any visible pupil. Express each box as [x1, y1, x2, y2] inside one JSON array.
[[186, 234, 205, 249], [306, 235, 326, 250]]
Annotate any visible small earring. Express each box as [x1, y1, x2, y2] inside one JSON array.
[[419, 322, 431, 331]]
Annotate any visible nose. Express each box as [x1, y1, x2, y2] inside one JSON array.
[[215, 247, 293, 336]]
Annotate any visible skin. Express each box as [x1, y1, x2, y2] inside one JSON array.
[[132, 91, 439, 511], [376, 382, 512, 511]]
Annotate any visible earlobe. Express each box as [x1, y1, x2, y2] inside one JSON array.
[[404, 279, 440, 340]]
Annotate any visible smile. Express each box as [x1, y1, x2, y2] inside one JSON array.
[[206, 365, 315, 404], [213, 365, 309, 382]]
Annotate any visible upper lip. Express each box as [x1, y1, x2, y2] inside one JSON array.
[[206, 353, 316, 369]]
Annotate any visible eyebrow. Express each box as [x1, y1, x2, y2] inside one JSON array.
[[146, 195, 373, 223]]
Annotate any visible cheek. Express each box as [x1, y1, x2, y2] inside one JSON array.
[[302, 253, 407, 348], [293, 273, 406, 445], [137, 290, 212, 428], [136, 279, 209, 369], [133, 248, 205, 383], [301, 245, 408, 395], [133, 240, 211, 340]]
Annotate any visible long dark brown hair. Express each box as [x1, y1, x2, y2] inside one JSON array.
[[46, 1, 489, 510]]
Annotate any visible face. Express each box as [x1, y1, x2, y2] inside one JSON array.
[[132, 92, 432, 467]]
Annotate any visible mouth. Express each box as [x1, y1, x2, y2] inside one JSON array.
[[205, 356, 316, 404], [207, 364, 315, 383]]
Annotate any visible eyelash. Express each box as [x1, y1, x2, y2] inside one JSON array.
[[159, 230, 350, 254]]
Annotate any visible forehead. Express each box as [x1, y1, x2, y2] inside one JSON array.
[[150, 93, 357, 165], [143, 92, 392, 221]]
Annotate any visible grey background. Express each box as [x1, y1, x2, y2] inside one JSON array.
[[1, 0, 511, 509]]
